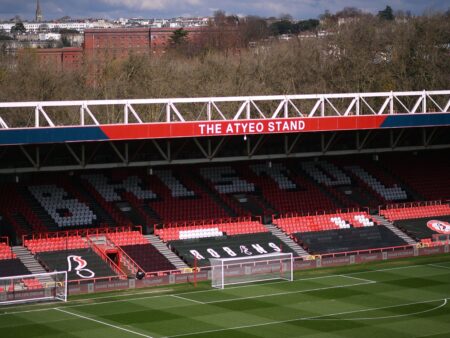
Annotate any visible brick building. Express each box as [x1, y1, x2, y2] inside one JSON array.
[[32, 47, 83, 70], [84, 28, 151, 59], [33, 26, 239, 69]]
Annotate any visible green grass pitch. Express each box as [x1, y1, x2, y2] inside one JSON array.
[[1, 254, 450, 338]]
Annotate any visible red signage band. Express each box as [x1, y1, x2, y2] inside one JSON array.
[[102, 116, 387, 140]]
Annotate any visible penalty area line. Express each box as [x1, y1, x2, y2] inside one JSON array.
[[55, 308, 154, 338], [200, 280, 375, 304], [163, 297, 449, 338]]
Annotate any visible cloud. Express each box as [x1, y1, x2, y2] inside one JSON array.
[[99, 0, 204, 11], [1, 0, 449, 21]]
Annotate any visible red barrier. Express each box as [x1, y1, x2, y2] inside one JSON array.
[[155, 216, 261, 231], [22, 225, 142, 243], [85, 235, 127, 280], [0, 236, 9, 246], [104, 235, 145, 275]]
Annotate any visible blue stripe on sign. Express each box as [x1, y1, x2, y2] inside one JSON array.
[[381, 113, 450, 128], [0, 127, 108, 145]]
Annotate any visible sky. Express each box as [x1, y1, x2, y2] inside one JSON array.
[[0, 0, 449, 21]]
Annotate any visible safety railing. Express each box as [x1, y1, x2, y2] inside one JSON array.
[[85, 235, 127, 280]]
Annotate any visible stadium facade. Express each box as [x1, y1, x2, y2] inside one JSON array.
[[0, 89, 449, 298]]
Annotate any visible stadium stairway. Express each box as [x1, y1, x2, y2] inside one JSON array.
[[374, 162, 424, 202], [187, 171, 238, 217], [12, 246, 54, 283], [143, 235, 189, 270], [371, 215, 417, 245], [263, 224, 309, 257]]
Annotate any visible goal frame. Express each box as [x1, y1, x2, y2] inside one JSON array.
[[0, 271, 68, 306], [210, 252, 294, 289]]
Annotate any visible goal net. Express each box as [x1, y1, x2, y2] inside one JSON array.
[[0, 271, 67, 306], [210, 252, 293, 289]]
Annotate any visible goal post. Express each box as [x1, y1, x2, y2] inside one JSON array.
[[210, 252, 294, 289], [0, 271, 68, 306]]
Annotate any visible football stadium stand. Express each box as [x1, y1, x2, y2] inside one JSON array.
[[0, 240, 14, 260], [274, 211, 408, 254], [0, 155, 449, 280], [380, 152, 450, 201], [37, 248, 119, 282], [292, 227, 407, 254], [155, 218, 296, 266], [380, 202, 450, 241], [0, 240, 28, 279], [107, 231, 176, 274], [24, 235, 88, 254], [0, 258, 30, 278]]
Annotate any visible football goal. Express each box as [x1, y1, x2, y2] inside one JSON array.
[[0, 271, 67, 306], [210, 252, 294, 289]]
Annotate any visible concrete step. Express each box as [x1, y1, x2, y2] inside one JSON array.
[[144, 235, 189, 270], [12, 246, 54, 283], [372, 215, 417, 245], [264, 224, 309, 257]]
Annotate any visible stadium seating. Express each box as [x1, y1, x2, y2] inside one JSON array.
[[0, 242, 15, 260], [82, 169, 230, 224], [107, 231, 176, 274], [168, 232, 297, 267], [380, 204, 450, 221], [155, 219, 267, 242], [28, 185, 97, 228], [0, 184, 47, 235], [274, 211, 408, 254], [381, 153, 450, 201], [120, 244, 176, 273], [24, 235, 88, 254], [106, 231, 148, 246], [301, 161, 352, 187], [0, 259, 30, 278], [234, 162, 337, 214], [346, 165, 407, 201], [22, 278, 43, 290], [275, 211, 377, 234], [292, 226, 407, 254], [380, 203, 450, 240], [37, 248, 118, 281]]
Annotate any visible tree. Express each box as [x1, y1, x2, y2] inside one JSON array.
[[270, 20, 295, 35], [0, 29, 12, 41], [170, 28, 188, 46], [296, 19, 320, 32], [378, 6, 395, 20], [336, 7, 363, 18], [11, 22, 26, 34], [240, 16, 269, 43]]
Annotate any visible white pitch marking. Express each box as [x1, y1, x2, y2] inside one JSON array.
[[338, 274, 375, 283], [163, 298, 449, 338], [200, 280, 375, 305], [171, 295, 205, 304], [0, 277, 372, 315], [312, 299, 448, 321], [428, 264, 450, 271], [1, 261, 448, 316], [346, 264, 428, 275], [55, 308, 154, 338]]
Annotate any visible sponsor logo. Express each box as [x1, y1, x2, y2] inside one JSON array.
[[67, 255, 95, 279], [240, 245, 252, 255], [189, 242, 282, 260], [427, 220, 450, 235]]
